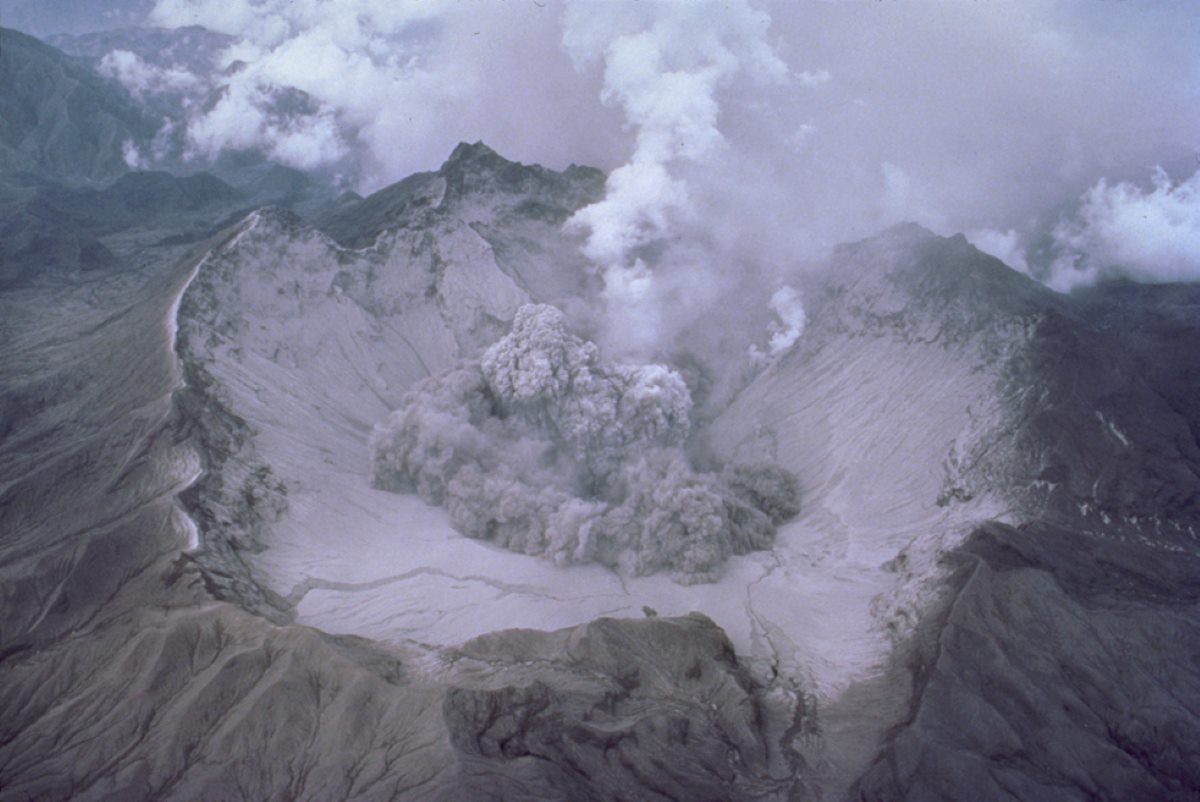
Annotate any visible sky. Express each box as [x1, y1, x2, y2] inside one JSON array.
[[5, 0, 1199, 297]]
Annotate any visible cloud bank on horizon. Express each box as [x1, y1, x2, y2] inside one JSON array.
[[124, 0, 1200, 294]]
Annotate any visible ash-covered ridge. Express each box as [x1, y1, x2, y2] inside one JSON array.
[[717, 223, 1200, 545], [317, 141, 605, 304], [167, 143, 614, 631], [711, 223, 1200, 799], [370, 303, 798, 583]]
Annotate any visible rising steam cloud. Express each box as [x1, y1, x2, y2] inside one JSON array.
[[560, 0, 787, 356], [370, 304, 799, 584]]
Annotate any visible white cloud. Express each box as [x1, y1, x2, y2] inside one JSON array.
[[149, 0, 451, 178], [796, 69, 830, 88], [1047, 167, 1200, 289], [149, 0, 619, 188], [180, 68, 350, 170], [98, 48, 201, 97], [121, 139, 147, 169], [767, 286, 806, 354], [967, 228, 1030, 275]]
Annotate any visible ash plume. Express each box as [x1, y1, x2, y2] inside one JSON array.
[[370, 304, 799, 584]]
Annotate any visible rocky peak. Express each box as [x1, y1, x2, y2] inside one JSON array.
[[437, 139, 604, 217], [810, 223, 1062, 352], [317, 141, 604, 252], [441, 140, 507, 172], [835, 224, 1057, 309]]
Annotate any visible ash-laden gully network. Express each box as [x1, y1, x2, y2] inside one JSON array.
[[2, 137, 1200, 802]]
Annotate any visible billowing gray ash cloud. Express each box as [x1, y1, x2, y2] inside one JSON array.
[[370, 303, 798, 583]]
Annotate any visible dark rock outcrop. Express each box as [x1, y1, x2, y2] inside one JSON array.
[[443, 614, 810, 801], [854, 522, 1200, 801]]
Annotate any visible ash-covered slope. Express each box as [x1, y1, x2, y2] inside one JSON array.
[[713, 223, 1038, 529], [318, 141, 605, 301], [715, 223, 1200, 540], [172, 143, 604, 626], [708, 223, 1200, 800], [174, 164, 1200, 798]]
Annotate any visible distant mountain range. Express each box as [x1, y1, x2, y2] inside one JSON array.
[[0, 0, 152, 37], [0, 26, 343, 288], [0, 26, 155, 183]]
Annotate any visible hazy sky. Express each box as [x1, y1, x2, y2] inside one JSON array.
[[5, 0, 1199, 289]]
